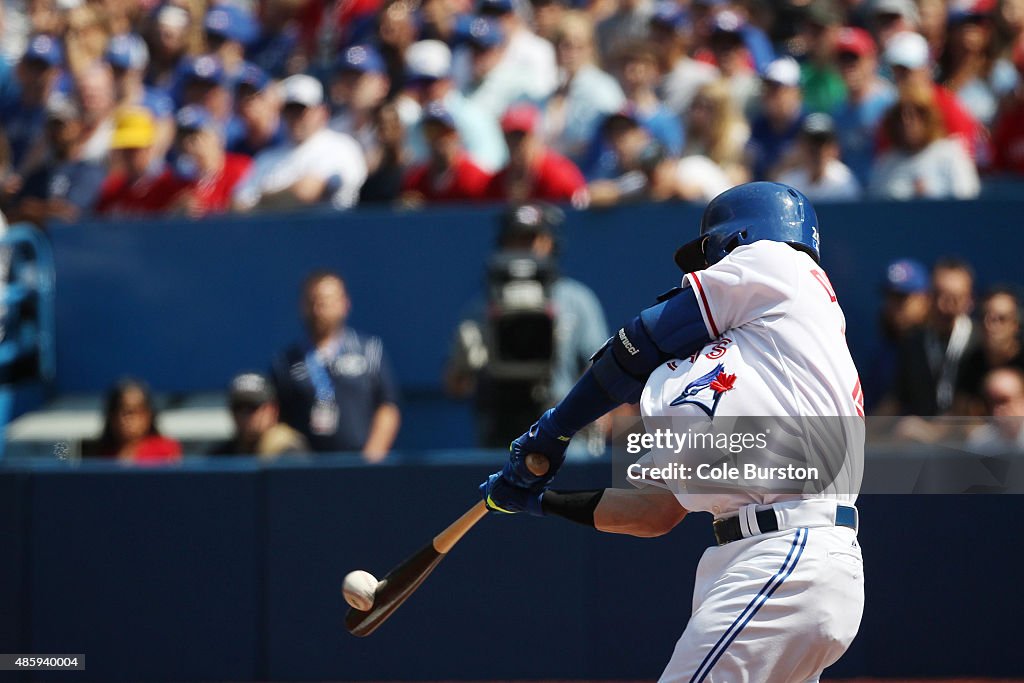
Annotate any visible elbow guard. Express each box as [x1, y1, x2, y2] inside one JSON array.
[[590, 289, 712, 404]]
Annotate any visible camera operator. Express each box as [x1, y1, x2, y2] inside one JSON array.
[[444, 203, 608, 449]]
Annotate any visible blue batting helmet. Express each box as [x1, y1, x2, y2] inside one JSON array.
[[674, 182, 821, 272]]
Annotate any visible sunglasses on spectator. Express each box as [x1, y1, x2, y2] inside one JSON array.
[[837, 51, 862, 64], [875, 12, 904, 24], [282, 102, 310, 116], [231, 402, 263, 416]]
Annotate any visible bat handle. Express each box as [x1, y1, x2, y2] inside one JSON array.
[[432, 500, 489, 554]]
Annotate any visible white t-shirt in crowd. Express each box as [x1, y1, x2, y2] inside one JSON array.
[[776, 159, 862, 202]]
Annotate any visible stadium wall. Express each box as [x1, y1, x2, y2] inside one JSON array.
[[0, 456, 1021, 682]]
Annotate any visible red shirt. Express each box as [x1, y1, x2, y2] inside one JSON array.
[[402, 154, 492, 203], [96, 168, 188, 217], [483, 150, 586, 202], [95, 435, 182, 464], [992, 100, 1024, 174], [182, 153, 252, 215]]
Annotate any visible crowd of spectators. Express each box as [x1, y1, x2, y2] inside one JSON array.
[[1, 0, 1023, 225]]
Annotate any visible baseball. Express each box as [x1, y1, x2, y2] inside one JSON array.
[[343, 570, 378, 611]]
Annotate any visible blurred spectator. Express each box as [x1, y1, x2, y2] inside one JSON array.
[[543, 11, 625, 162], [918, 0, 949, 55], [461, 16, 536, 118], [400, 39, 507, 173], [0, 34, 62, 173], [8, 94, 105, 226], [938, 0, 1019, 127], [64, 4, 110, 76], [965, 367, 1024, 451], [168, 105, 252, 217], [473, 0, 558, 101], [84, 378, 182, 463], [376, 0, 421, 95], [775, 113, 862, 200], [612, 40, 684, 156], [329, 45, 390, 155], [73, 62, 117, 164], [869, 0, 921, 46], [586, 112, 680, 205], [359, 101, 407, 203], [401, 101, 492, 203], [178, 55, 233, 125], [208, 372, 309, 457], [830, 27, 896, 186], [233, 74, 368, 211], [247, 0, 302, 77], [991, 44, 1024, 173], [226, 64, 285, 157], [529, 0, 567, 42], [868, 84, 981, 199], [271, 270, 400, 461], [648, 1, 718, 116], [708, 11, 761, 116], [203, 3, 260, 84], [484, 103, 586, 202], [106, 34, 175, 155], [865, 258, 931, 414], [445, 203, 608, 448], [674, 153, 735, 203], [595, 0, 653, 64], [301, 0, 383, 72], [746, 57, 806, 180], [145, 5, 194, 92], [881, 31, 983, 158], [801, 0, 848, 114], [956, 287, 1024, 413], [418, 0, 463, 44], [96, 106, 183, 215], [680, 79, 750, 184], [893, 258, 979, 415]]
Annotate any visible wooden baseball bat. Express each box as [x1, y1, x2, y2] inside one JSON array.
[[345, 453, 549, 637]]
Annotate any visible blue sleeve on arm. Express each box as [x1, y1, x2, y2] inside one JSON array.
[[546, 289, 713, 434]]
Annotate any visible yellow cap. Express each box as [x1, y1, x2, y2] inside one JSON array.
[[110, 106, 156, 150]]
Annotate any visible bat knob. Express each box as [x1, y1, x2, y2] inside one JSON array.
[[525, 453, 549, 477]]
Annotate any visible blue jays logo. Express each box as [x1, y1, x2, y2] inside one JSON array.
[[669, 363, 737, 417]]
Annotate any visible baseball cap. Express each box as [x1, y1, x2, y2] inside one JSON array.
[[801, 112, 836, 140], [236, 63, 269, 92], [156, 4, 190, 30], [422, 100, 457, 129], [175, 105, 214, 133], [111, 106, 157, 149], [477, 0, 514, 15], [23, 34, 63, 67], [762, 56, 801, 87], [280, 74, 324, 107], [499, 203, 560, 244], [948, 0, 995, 23], [467, 16, 505, 49], [710, 10, 746, 35], [501, 103, 540, 133], [182, 55, 226, 85], [337, 44, 385, 74], [871, 0, 920, 24], [204, 4, 259, 45], [106, 34, 150, 71], [405, 40, 452, 81], [45, 93, 80, 122], [228, 372, 275, 407], [884, 258, 929, 294], [836, 27, 876, 57], [650, 1, 689, 30], [884, 31, 930, 69]]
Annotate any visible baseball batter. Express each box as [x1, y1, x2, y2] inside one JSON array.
[[481, 182, 865, 682]]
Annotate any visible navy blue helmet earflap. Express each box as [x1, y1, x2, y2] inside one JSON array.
[[674, 182, 821, 272]]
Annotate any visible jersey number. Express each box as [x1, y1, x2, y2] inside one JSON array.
[[811, 270, 838, 303]]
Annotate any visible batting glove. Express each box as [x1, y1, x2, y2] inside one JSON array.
[[480, 471, 545, 516], [506, 409, 572, 490]]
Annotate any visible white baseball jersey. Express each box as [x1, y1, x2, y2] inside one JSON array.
[[638, 240, 865, 516]]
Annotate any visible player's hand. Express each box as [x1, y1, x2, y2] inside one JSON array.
[[479, 471, 545, 516], [506, 410, 571, 489]]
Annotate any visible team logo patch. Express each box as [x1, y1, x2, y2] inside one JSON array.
[[669, 362, 737, 417]]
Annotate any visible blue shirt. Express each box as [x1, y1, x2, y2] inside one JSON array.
[[746, 112, 805, 180], [271, 328, 400, 453], [831, 81, 896, 187], [19, 159, 106, 215], [247, 27, 300, 78]]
